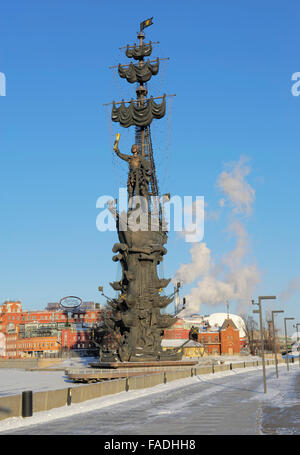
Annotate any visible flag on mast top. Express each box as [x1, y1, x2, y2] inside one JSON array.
[[140, 17, 153, 31]]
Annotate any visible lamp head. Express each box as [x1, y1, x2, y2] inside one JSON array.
[[259, 296, 276, 301]]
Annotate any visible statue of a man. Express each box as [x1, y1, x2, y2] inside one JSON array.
[[114, 144, 151, 204]]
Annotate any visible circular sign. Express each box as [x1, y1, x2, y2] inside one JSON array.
[[59, 296, 82, 311]]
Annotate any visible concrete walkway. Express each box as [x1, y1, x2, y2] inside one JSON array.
[[1, 364, 299, 435]]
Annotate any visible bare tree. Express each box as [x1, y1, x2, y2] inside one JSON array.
[[239, 314, 258, 355], [264, 312, 281, 353]]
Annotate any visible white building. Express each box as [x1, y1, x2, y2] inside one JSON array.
[[182, 313, 246, 339]]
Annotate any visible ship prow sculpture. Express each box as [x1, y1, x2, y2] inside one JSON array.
[[99, 18, 184, 363]]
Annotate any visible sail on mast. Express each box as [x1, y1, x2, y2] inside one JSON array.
[[111, 95, 166, 128], [118, 58, 159, 84]]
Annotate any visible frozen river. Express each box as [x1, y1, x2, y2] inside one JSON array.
[[0, 363, 299, 435]]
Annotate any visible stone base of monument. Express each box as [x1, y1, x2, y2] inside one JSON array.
[[89, 360, 197, 369], [66, 360, 198, 383]]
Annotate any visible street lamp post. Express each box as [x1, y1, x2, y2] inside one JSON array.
[[295, 323, 300, 342], [252, 296, 276, 394], [295, 323, 300, 367], [271, 310, 284, 378], [266, 320, 272, 352], [284, 317, 294, 371]]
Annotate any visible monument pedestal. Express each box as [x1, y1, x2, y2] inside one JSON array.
[[89, 360, 198, 369], [66, 359, 198, 383]]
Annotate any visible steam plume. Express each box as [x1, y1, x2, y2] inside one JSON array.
[[174, 156, 261, 316]]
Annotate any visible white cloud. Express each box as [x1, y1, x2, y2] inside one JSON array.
[[173, 156, 261, 316], [280, 277, 300, 302], [217, 156, 255, 215], [176, 196, 205, 243], [174, 242, 212, 286]]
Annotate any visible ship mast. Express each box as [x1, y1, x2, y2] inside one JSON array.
[[135, 27, 160, 218], [136, 28, 146, 157], [108, 18, 175, 224]]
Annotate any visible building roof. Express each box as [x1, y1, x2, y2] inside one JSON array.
[[220, 318, 238, 331], [161, 339, 187, 348], [183, 340, 203, 348], [203, 313, 246, 337], [161, 339, 204, 348]]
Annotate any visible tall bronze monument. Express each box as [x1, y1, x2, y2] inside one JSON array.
[[101, 19, 183, 363]]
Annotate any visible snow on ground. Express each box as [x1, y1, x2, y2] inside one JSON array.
[[0, 355, 261, 397], [46, 356, 97, 369], [0, 367, 85, 397], [0, 362, 298, 434], [0, 357, 100, 397], [197, 354, 261, 364]]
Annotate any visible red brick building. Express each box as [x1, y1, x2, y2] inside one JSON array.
[[219, 318, 241, 355], [163, 316, 241, 355], [163, 318, 190, 340], [16, 335, 59, 357], [0, 300, 103, 358]]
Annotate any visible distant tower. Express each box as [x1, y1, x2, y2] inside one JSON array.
[[226, 301, 230, 319]]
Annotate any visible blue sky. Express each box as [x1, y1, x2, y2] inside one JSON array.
[[1, 0, 299, 335]]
